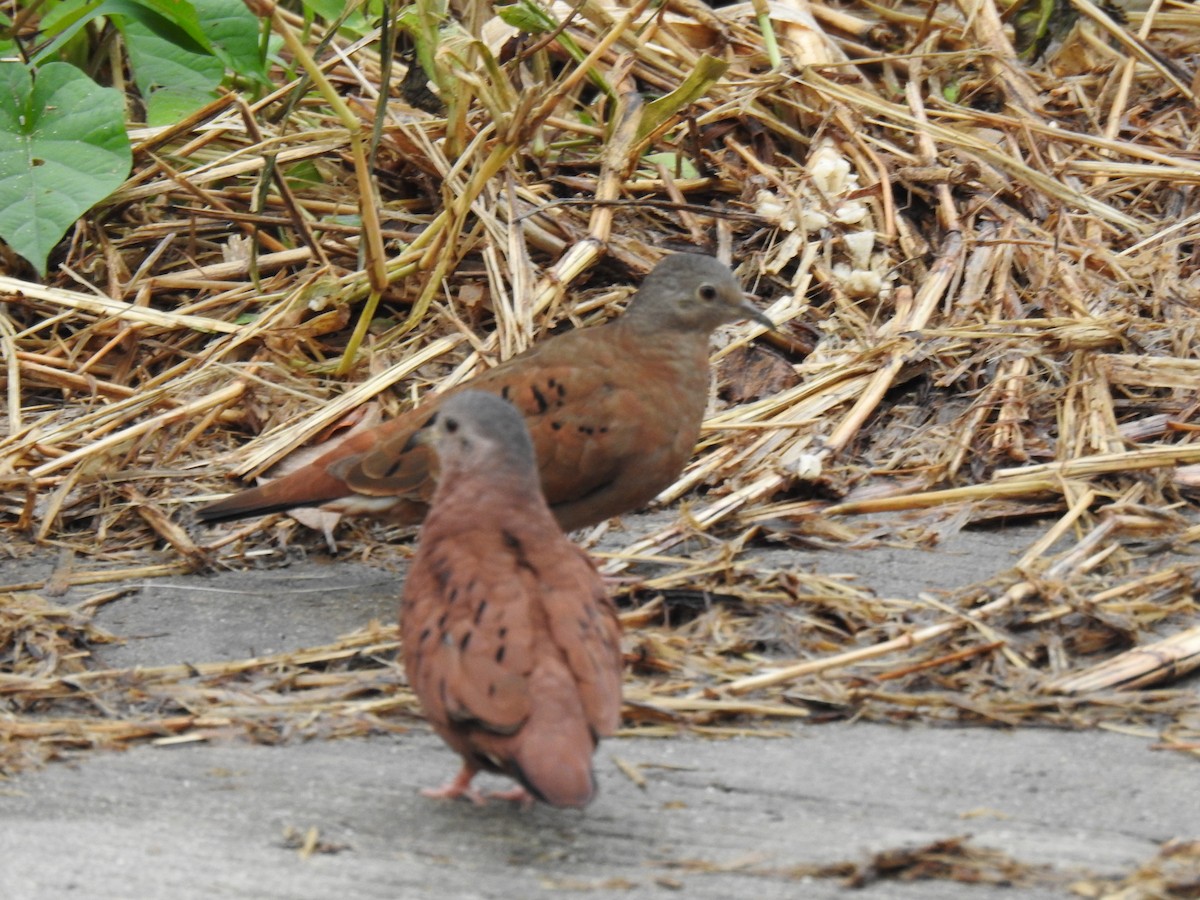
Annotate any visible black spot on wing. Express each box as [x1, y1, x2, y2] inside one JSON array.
[[501, 529, 536, 574], [431, 556, 452, 590]]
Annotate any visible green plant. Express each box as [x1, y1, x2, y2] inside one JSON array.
[[0, 0, 269, 275], [0, 60, 130, 276]]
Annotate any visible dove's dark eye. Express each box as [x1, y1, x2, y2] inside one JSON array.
[[444, 418, 459, 434], [698, 284, 718, 302]]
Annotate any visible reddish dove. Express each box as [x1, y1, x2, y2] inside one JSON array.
[[197, 253, 771, 531], [401, 390, 623, 807]]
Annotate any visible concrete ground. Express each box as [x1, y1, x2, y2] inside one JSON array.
[[1, 520, 1196, 898]]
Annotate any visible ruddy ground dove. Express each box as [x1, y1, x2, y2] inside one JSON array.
[[401, 391, 623, 807], [197, 253, 772, 531]]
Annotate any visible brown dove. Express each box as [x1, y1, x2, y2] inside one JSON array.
[[401, 390, 623, 807], [197, 253, 771, 531]]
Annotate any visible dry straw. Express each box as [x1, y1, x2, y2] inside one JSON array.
[[3, 0, 1200, 779]]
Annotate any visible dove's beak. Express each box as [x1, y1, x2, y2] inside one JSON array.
[[740, 294, 776, 331]]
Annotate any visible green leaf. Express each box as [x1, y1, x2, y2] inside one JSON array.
[[120, 17, 222, 124], [193, 0, 268, 83], [118, 0, 212, 53], [640, 151, 700, 180], [302, 0, 381, 36], [495, 2, 554, 33], [303, 0, 347, 19], [144, 83, 220, 124], [30, 0, 102, 65], [0, 10, 18, 57], [638, 54, 729, 141], [397, 1, 449, 95], [34, 0, 212, 65], [284, 159, 324, 188], [495, 0, 612, 99], [0, 62, 132, 275]]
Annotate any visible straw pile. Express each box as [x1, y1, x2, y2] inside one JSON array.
[[3, 0, 1200, 785]]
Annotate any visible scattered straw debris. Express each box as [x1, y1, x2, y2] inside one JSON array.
[[0, 616, 408, 776], [281, 824, 352, 859], [1070, 839, 1200, 899], [838, 836, 1056, 890], [658, 835, 1067, 890], [0, 0, 1197, 564]]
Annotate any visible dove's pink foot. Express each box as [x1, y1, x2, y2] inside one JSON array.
[[487, 785, 535, 809], [420, 766, 485, 805], [420, 767, 535, 809]]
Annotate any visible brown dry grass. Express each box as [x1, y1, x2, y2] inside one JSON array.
[[2, 0, 1200, 804]]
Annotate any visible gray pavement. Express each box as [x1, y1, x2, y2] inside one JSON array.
[[1, 520, 1195, 898], [0, 722, 1190, 898]]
